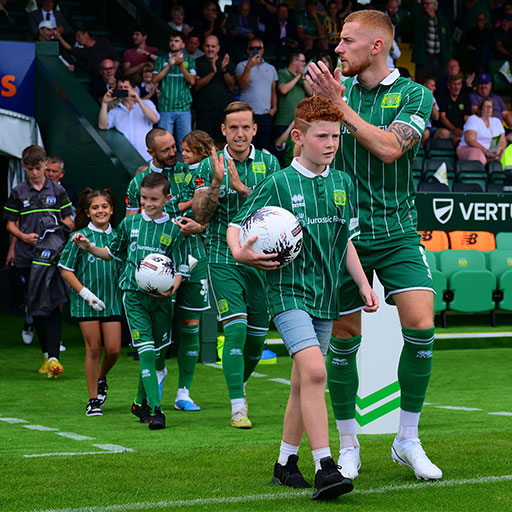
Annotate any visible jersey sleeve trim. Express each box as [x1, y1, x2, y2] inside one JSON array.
[[57, 263, 75, 272]]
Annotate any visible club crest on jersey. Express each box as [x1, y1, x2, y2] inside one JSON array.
[[252, 162, 266, 173], [132, 329, 140, 340], [218, 300, 229, 313], [185, 173, 192, 184], [382, 93, 401, 108], [160, 234, 172, 246], [334, 190, 346, 205], [46, 195, 57, 206], [23, 199, 30, 208], [174, 173, 185, 183]]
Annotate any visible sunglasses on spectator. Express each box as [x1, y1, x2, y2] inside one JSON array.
[[248, 46, 263, 51]]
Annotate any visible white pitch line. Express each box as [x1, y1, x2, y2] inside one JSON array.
[[27, 475, 512, 512], [0, 417, 28, 424], [434, 406, 483, 412], [55, 432, 95, 441], [267, 377, 291, 385], [24, 451, 125, 458], [23, 425, 59, 431], [93, 444, 135, 453], [488, 412, 512, 416]]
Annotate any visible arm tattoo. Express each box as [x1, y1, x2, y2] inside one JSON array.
[[193, 185, 220, 225], [343, 119, 358, 133], [388, 122, 420, 154], [238, 186, 252, 201]]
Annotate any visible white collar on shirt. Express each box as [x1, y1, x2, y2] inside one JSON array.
[[87, 221, 113, 234], [291, 157, 330, 178], [141, 210, 169, 223]]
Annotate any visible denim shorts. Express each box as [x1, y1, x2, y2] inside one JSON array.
[[273, 309, 333, 357]]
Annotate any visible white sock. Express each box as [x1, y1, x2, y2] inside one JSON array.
[[397, 409, 420, 441], [336, 419, 359, 449], [156, 368, 167, 385], [176, 387, 190, 401], [231, 398, 246, 415], [48, 357, 58, 363], [278, 441, 299, 465], [312, 447, 331, 472], [43, 352, 48, 359]]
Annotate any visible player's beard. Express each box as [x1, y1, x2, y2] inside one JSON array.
[[341, 53, 372, 77]]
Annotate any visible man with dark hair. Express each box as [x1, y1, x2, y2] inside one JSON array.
[[98, 77, 160, 160], [411, 0, 452, 81], [55, 27, 120, 79], [435, 74, 472, 145], [191, 101, 280, 429], [153, 31, 197, 153], [184, 32, 204, 59], [123, 27, 159, 77]]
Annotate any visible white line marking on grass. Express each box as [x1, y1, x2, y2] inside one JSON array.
[[488, 412, 512, 416], [27, 475, 512, 512], [23, 425, 59, 431], [24, 451, 125, 458], [93, 444, 134, 453], [55, 432, 95, 441], [0, 418, 28, 424], [267, 378, 291, 385], [434, 406, 483, 411], [251, 372, 267, 378]]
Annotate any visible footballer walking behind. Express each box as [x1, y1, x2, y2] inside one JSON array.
[[308, 10, 441, 481], [192, 101, 280, 429]]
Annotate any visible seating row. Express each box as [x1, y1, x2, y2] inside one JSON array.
[[426, 249, 512, 326], [419, 230, 512, 252]]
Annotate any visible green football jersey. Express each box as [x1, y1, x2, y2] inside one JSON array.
[[232, 159, 359, 319], [193, 145, 280, 266], [153, 53, 196, 112], [58, 223, 122, 318], [125, 162, 206, 261], [107, 211, 187, 292], [334, 69, 433, 241]]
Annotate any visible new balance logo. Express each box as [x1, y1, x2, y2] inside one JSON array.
[[463, 233, 478, 245], [142, 369, 151, 378], [416, 350, 433, 359], [230, 348, 242, 356], [331, 357, 349, 367]]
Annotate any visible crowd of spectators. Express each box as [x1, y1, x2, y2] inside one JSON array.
[[16, 0, 512, 163]]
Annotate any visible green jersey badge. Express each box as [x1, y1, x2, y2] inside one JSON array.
[[334, 190, 346, 205], [218, 300, 229, 313], [382, 93, 401, 108], [174, 173, 185, 183], [252, 162, 266, 173], [160, 234, 172, 246]]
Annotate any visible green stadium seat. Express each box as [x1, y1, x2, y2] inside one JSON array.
[[496, 232, 512, 249], [425, 251, 447, 314], [489, 250, 512, 311], [439, 250, 496, 314], [456, 160, 488, 192], [426, 139, 457, 168]]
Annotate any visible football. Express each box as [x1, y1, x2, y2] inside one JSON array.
[[135, 253, 176, 293], [239, 206, 303, 268]]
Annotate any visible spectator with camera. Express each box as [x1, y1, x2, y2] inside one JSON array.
[[98, 77, 159, 161]]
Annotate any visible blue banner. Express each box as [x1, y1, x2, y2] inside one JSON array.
[[0, 42, 35, 117]]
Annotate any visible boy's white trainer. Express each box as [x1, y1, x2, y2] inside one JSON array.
[[337, 446, 361, 479], [391, 437, 442, 480]]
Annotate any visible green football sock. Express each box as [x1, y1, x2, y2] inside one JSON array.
[[138, 348, 160, 413], [243, 324, 267, 382], [398, 327, 435, 413], [178, 324, 200, 389], [222, 317, 247, 400], [135, 374, 147, 405], [327, 335, 361, 420], [155, 348, 165, 371]]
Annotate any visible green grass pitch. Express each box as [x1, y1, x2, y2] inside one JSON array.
[[0, 313, 511, 512]]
